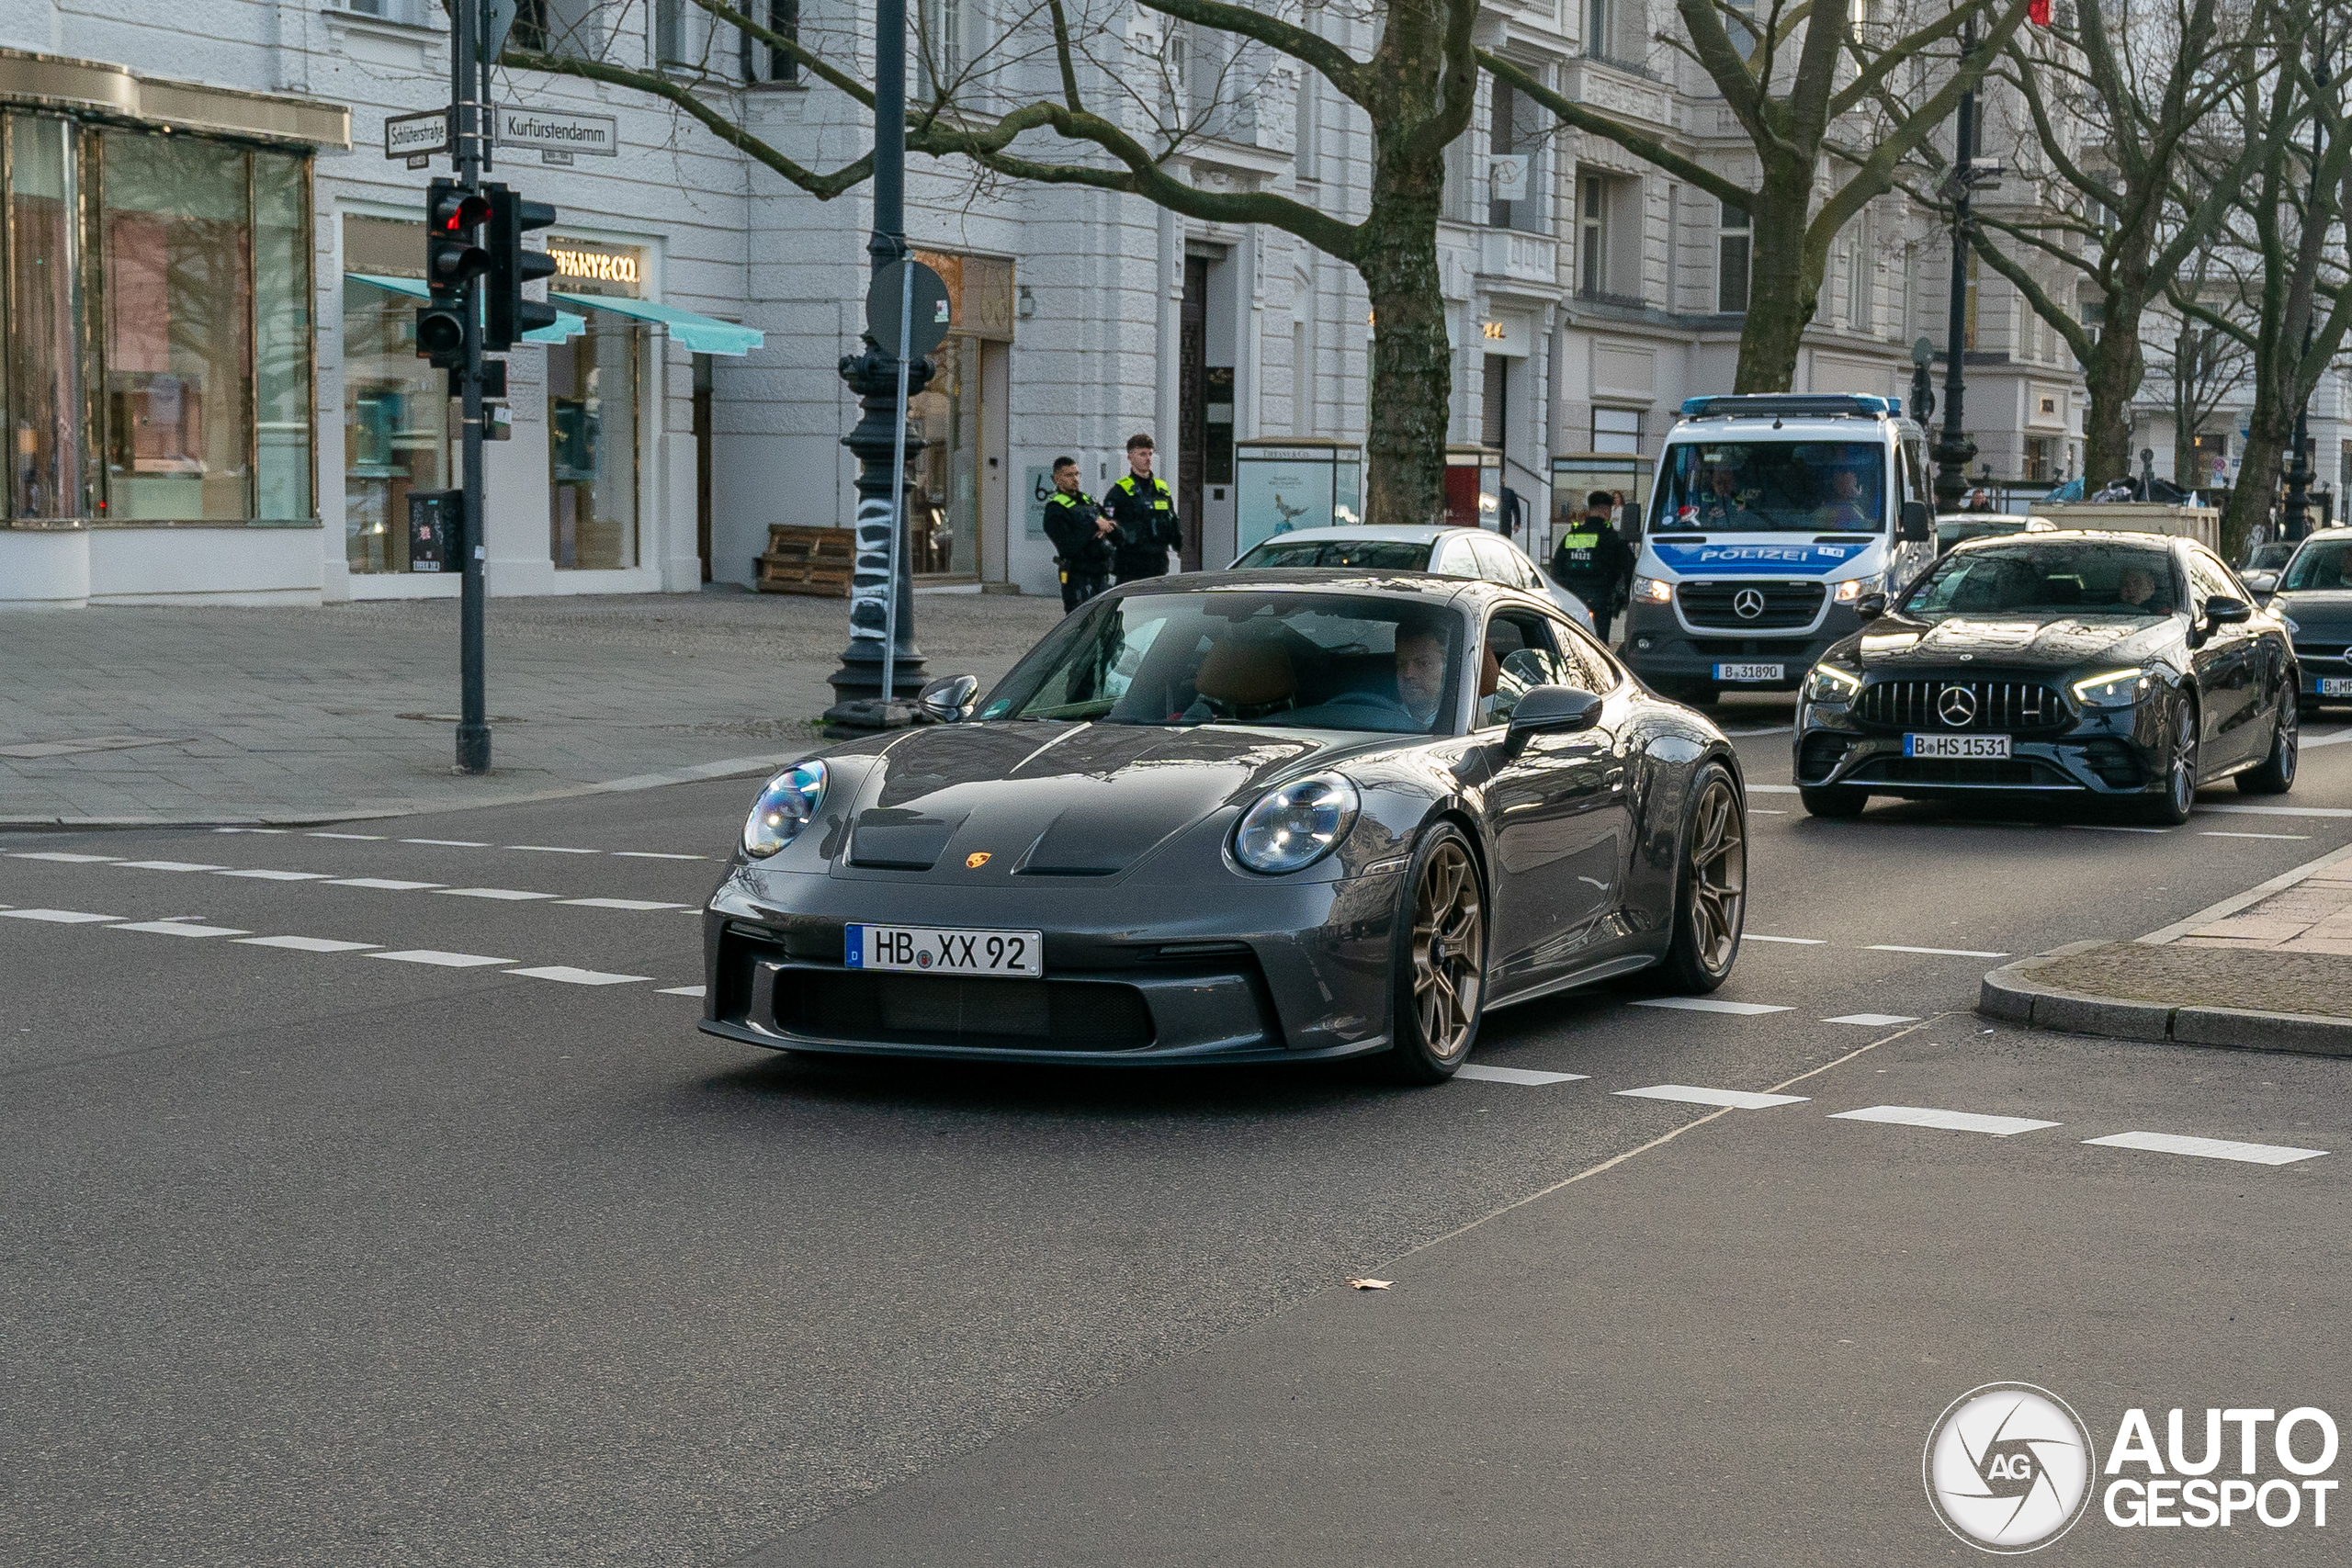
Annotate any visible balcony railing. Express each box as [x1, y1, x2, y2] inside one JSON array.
[[1581, 48, 1661, 84]]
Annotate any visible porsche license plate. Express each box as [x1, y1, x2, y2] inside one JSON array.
[[846, 923, 1043, 977], [2318, 678, 2352, 696], [1904, 733, 2011, 760], [1713, 662, 1785, 682]]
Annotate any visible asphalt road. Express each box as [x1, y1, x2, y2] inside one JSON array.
[[4, 698, 2346, 1566]]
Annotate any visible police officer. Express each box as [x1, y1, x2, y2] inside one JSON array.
[[1104, 433, 1182, 583], [1552, 490, 1635, 642], [1042, 455, 1117, 611]]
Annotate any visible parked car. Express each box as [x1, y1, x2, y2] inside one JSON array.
[[2237, 539, 2296, 599], [1936, 513, 2053, 555], [1227, 525, 1595, 632], [2263, 529, 2352, 713]]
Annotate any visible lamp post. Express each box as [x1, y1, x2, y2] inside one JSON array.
[[822, 0, 931, 726], [2280, 51, 2327, 543], [1932, 17, 1985, 516]]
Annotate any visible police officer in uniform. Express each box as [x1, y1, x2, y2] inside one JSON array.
[[1042, 455, 1118, 611], [1552, 490, 1635, 642], [1105, 433, 1182, 583]]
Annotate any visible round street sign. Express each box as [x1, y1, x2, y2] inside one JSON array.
[[866, 259, 952, 359]]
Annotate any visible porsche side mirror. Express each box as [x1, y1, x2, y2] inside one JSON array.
[[1503, 685, 1603, 755], [2204, 596, 2252, 628], [1854, 592, 1888, 622], [918, 672, 981, 723], [1898, 500, 1933, 543]]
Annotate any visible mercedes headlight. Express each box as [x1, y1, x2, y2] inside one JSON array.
[[1833, 575, 1883, 603], [1233, 773, 1360, 874], [2071, 668, 2152, 708], [1806, 663, 1864, 703], [1630, 575, 1673, 604], [742, 760, 827, 857]]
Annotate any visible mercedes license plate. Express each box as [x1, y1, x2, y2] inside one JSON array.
[[1713, 662, 1785, 682], [2319, 678, 2352, 696], [1904, 733, 2011, 760], [846, 923, 1043, 977]]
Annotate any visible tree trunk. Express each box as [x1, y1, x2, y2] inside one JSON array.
[[1353, 170, 1452, 526], [1732, 167, 1819, 393], [2225, 378, 2294, 559], [2079, 301, 2143, 489]]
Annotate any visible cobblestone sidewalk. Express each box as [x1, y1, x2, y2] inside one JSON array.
[[0, 587, 1063, 827]]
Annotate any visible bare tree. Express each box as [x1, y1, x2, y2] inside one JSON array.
[[2143, 246, 2256, 494], [1492, 0, 2034, 392], [503, 1, 1495, 526]]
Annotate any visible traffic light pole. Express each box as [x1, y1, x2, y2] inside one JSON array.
[[452, 0, 491, 774]]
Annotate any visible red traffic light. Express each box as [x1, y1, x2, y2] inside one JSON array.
[[431, 188, 492, 235]]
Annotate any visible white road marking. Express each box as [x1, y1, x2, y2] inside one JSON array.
[[1630, 997, 1792, 1015], [110, 920, 249, 938], [507, 845, 601, 854], [1618, 1084, 1809, 1110], [1825, 1013, 1919, 1026], [1455, 1064, 1589, 1087], [2196, 803, 2352, 819], [235, 935, 379, 953], [2201, 831, 2311, 840], [112, 861, 228, 873], [1746, 784, 1801, 794], [658, 985, 707, 998], [615, 852, 709, 861], [507, 965, 650, 986], [2083, 1130, 2328, 1166], [1867, 944, 2008, 958], [557, 897, 692, 911], [1746, 934, 1826, 944], [308, 832, 387, 840], [401, 839, 490, 847], [8, 852, 120, 863], [211, 827, 289, 833], [2295, 728, 2352, 750], [368, 950, 514, 968], [2067, 824, 2168, 834], [327, 877, 443, 891], [0, 908, 123, 923], [1724, 726, 1794, 737], [435, 887, 556, 901], [1750, 808, 1788, 815], [1831, 1105, 2061, 1136], [213, 869, 334, 882]]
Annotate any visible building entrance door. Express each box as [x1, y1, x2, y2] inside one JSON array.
[[693, 354, 713, 582], [1178, 256, 1208, 570]]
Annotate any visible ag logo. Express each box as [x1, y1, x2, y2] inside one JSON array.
[[1733, 587, 1767, 620], [965, 852, 992, 869], [1925, 1382, 2096, 1553]]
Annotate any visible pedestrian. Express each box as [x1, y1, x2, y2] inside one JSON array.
[[1552, 490, 1634, 642], [1042, 456, 1117, 611], [1104, 433, 1182, 583]]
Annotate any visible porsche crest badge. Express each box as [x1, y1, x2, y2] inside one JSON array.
[[966, 852, 992, 869]]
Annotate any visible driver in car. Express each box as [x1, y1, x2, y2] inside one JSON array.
[[1396, 625, 1451, 729], [1814, 468, 1871, 530], [2117, 564, 2162, 611]]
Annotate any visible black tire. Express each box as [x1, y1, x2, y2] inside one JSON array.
[[1658, 764, 1747, 994], [1798, 784, 1869, 818], [2140, 692, 2199, 825], [2238, 694, 2299, 795], [1381, 824, 1487, 1084]]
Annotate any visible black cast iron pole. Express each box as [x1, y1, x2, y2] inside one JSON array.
[[454, 0, 492, 773], [1932, 17, 1979, 516], [2280, 52, 2327, 543], [822, 0, 931, 726]]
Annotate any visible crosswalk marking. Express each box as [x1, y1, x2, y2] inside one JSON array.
[[1746, 934, 1826, 945], [558, 897, 692, 911], [1618, 1084, 1809, 1110], [658, 985, 707, 998], [113, 861, 228, 873], [326, 877, 443, 890], [1, 908, 123, 923], [508, 965, 651, 986], [7, 852, 119, 863], [1831, 1105, 2060, 1137], [435, 888, 557, 901], [109, 920, 249, 938], [1631, 998, 1791, 1015], [2083, 1131, 2328, 1167], [214, 869, 334, 882], [368, 950, 514, 968], [235, 935, 378, 953], [1455, 1064, 1589, 1087]]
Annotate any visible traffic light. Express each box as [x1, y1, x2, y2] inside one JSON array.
[[484, 183, 560, 353], [417, 179, 491, 367]]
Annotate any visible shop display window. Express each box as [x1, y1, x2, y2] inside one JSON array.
[[342, 219, 453, 573], [547, 313, 639, 569], [6, 117, 91, 518], [907, 334, 979, 577]]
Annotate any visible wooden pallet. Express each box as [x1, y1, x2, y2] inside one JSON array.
[[756, 524, 855, 597]]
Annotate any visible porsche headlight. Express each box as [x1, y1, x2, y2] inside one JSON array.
[[1806, 663, 1864, 703], [1234, 773, 1360, 874], [2071, 668, 2153, 708], [742, 761, 827, 858], [2282, 615, 2301, 637], [1833, 575, 1883, 603], [1630, 575, 1673, 604]]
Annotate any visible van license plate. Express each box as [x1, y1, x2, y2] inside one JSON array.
[[1713, 662, 1784, 682], [846, 924, 1044, 977], [1904, 733, 2011, 760]]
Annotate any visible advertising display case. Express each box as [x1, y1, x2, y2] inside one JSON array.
[[1231, 438, 1362, 558]]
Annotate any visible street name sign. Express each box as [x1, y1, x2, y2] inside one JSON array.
[[494, 105, 619, 157], [385, 108, 451, 163]]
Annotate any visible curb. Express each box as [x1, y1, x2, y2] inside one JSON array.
[[1979, 945, 2352, 1058]]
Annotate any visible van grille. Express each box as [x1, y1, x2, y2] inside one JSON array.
[[1679, 580, 1826, 629]]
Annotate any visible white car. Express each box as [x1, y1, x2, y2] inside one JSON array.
[[1228, 525, 1597, 633]]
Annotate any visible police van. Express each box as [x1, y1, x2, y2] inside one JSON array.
[[1622, 393, 1937, 703]]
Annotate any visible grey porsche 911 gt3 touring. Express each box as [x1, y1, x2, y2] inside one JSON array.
[[699, 570, 1747, 1082]]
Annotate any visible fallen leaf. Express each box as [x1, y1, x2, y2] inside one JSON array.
[[1347, 1278, 1392, 1291]]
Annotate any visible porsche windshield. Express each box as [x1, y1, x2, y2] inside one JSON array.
[[1656, 440, 1886, 533], [981, 592, 1465, 734], [1900, 543, 2180, 617]]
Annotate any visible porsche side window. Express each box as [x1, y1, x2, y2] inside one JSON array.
[[1476, 615, 1565, 729], [1555, 620, 1621, 694]]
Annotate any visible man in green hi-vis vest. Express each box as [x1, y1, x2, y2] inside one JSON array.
[[1551, 490, 1634, 642]]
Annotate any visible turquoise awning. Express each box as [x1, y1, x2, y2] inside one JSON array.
[[551, 290, 763, 356], [345, 274, 585, 344]]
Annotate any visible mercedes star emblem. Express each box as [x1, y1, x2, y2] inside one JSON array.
[[1939, 685, 1978, 728], [1732, 587, 1767, 620]]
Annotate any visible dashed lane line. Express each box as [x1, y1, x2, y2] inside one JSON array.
[[657, 985, 707, 998], [1830, 1104, 2061, 1137], [616, 852, 711, 861], [508, 845, 602, 855], [1746, 934, 1825, 944], [326, 877, 443, 891], [237, 935, 377, 953], [10, 852, 119, 863], [1825, 1013, 1918, 1025], [216, 827, 716, 862], [401, 839, 489, 848], [1, 908, 123, 923], [1867, 944, 2009, 958], [1630, 998, 1792, 1015], [1618, 1084, 1809, 1110], [107, 920, 249, 938], [2083, 1131, 2327, 1167], [558, 897, 693, 911], [307, 832, 385, 840], [508, 965, 652, 987], [113, 861, 228, 873], [6, 855, 703, 917], [215, 869, 334, 882], [1455, 1064, 1589, 1087], [435, 887, 558, 902], [368, 950, 515, 968], [2202, 831, 2312, 840]]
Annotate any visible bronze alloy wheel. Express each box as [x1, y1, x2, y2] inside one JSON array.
[[1409, 839, 1485, 1066], [1685, 774, 1746, 977]]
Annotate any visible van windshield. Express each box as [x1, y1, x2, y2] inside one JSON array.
[[1655, 440, 1886, 534]]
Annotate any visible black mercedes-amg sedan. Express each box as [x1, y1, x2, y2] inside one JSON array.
[[700, 571, 1748, 1082], [1792, 530, 2297, 823]]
